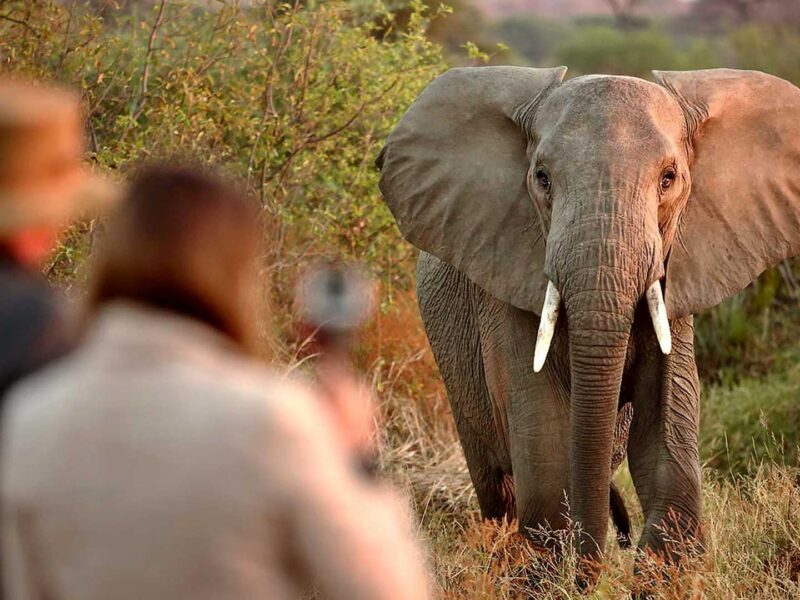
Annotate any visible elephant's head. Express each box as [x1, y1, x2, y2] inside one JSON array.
[[377, 66, 800, 558]]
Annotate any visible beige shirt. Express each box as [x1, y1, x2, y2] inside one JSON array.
[[2, 303, 430, 600]]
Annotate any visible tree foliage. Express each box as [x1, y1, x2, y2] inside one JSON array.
[[0, 0, 445, 293], [730, 24, 800, 84], [555, 25, 718, 77]]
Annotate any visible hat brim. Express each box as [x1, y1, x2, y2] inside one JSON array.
[[0, 170, 121, 235]]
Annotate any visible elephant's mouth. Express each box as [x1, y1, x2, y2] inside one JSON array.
[[532, 279, 671, 372]]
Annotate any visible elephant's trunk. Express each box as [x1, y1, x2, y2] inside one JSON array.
[[566, 299, 631, 560], [546, 209, 659, 562]]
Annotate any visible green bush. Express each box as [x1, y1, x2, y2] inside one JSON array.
[[492, 16, 573, 66], [701, 352, 800, 475], [694, 284, 772, 382], [0, 0, 445, 292], [730, 25, 800, 84], [694, 261, 800, 382], [555, 25, 718, 78]]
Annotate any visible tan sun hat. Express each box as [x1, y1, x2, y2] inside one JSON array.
[[0, 76, 119, 236]]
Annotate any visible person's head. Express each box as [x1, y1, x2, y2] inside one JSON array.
[[0, 76, 117, 267], [90, 164, 262, 352]]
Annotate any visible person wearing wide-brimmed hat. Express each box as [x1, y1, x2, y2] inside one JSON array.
[[0, 77, 116, 398]]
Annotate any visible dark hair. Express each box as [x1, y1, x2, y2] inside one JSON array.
[[89, 164, 262, 352]]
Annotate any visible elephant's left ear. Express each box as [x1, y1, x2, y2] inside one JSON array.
[[654, 68, 800, 318], [376, 66, 567, 315]]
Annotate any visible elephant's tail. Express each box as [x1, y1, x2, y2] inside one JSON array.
[[610, 481, 632, 549]]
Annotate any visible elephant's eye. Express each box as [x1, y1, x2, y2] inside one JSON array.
[[536, 169, 551, 192], [660, 168, 676, 192]]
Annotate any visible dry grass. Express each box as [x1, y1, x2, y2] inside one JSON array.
[[356, 290, 800, 599]]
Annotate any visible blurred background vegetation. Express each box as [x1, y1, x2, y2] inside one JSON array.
[[0, 3, 798, 586]]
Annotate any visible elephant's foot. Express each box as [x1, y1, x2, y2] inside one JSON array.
[[632, 541, 705, 599], [632, 507, 704, 597], [639, 505, 704, 562]]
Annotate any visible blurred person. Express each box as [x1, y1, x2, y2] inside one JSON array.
[[1, 165, 430, 600], [0, 77, 115, 398]]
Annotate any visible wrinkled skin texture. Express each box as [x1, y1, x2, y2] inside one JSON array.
[[377, 67, 800, 568], [417, 251, 699, 559], [416, 254, 646, 537]]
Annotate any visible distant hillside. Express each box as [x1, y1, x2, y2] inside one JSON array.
[[476, 0, 692, 19]]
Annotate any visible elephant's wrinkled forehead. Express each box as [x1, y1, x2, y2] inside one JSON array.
[[531, 75, 685, 162]]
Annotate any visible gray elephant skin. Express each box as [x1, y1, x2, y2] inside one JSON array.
[[376, 66, 800, 565]]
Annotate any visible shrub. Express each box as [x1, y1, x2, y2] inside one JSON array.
[[730, 24, 800, 85], [701, 352, 800, 475], [0, 0, 445, 296], [555, 25, 718, 78], [492, 16, 573, 65]]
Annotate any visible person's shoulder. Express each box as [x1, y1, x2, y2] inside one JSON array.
[[223, 358, 319, 417], [217, 357, 340, 447], [196, 350, 312, 416], [1, 356, 78, 466], [3, 350, 79, 424]]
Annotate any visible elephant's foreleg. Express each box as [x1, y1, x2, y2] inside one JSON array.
[[509, 363, 572, 540], [626, 313, 703, 560], [475, 296, 573, 538], [416, 252, 515, 520]]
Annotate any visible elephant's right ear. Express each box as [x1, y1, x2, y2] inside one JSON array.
[[376, 66, 567, 314]]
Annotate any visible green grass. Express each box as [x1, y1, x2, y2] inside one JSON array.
[[701, 349, 800, 476]]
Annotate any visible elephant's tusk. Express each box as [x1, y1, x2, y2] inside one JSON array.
[[533, 281, 560, 373], [646, 280, 672, 355]]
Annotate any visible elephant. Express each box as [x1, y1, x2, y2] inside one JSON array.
[[376, 66, 800, 566]]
